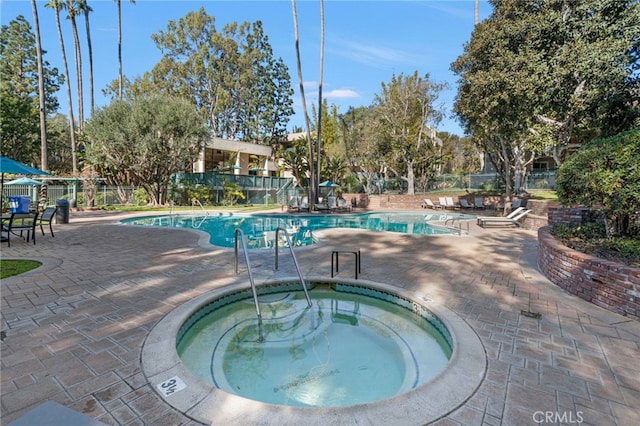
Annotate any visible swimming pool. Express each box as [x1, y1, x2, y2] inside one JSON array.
[[122, 211, 474, 248]]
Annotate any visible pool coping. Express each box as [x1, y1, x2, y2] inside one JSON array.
[[141, 276, 487, 425]]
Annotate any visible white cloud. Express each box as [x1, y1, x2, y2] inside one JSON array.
[[324, 89, 359, 99]]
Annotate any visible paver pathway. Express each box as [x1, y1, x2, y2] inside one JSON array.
[[1, 210, 638, 425]]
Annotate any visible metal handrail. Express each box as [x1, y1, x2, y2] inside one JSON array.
[[234, 229, 263, 340], [275, 227, 312, 307]]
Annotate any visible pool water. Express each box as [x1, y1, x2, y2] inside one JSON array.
[[177, 283, 452, 407], [122, 211, 473, 248]]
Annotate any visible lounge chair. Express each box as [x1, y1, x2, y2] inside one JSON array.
[[298, 196, 310, 212], [459, 199, 474, 209], [336, 197, 350, 212], [287, 196, 299, 212], [474, 196, 485, 209], [327, 196, 338, 212], [445, 197, 460, 210], [477, 209, 531, 227], [38, 206, 57, 237], [422, 199, 441, 209], [438, 197, 448, 209]]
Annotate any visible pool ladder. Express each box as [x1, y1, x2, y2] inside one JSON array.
[[234, 228, 312, 341]]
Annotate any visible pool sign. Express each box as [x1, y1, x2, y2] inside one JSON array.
[[158, 376, 186, 397]]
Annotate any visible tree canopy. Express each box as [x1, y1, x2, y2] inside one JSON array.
[[84, 94, 209, 205], [0, 15, 62, 163], [119, 8, 294, 144], [452, 0, 640, 195]]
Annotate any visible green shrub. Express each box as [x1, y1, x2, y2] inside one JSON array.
[[555, 128, 640, 237]]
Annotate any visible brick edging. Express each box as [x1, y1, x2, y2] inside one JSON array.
[[538, 226, 640, 320]]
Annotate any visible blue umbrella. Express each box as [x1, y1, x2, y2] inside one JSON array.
[[0, 156, 50, 176], [1, 157, 50, 211]]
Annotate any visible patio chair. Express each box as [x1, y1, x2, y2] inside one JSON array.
[[336, 197, 350, 212], [327, 196, 338, 212], [287, 196, 299, 212], [422, 198, 441, 209], [38, 206, 57, 237], [351, 196, 358, 211], [3, 211, 39, 247], [299, 196, 310, 212], [459, 199, 474, 209], [474, 196, 485, 209], [438, 197, 448, 209], [477, 208, 531, 227], [445, 196, 460, 210]]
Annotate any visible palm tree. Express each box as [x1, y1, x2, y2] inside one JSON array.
[[315, 0, 324, 204], [291, 0, 315, 205], [46, 0, 78, 175], [115, 0, 136, 100], [77, 0, 94, 114], [31, 0, 48, 171], [66, 0, 83, 131]]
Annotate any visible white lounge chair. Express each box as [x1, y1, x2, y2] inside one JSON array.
[[287, 196, 299, 212], [477, 208, 531, 227], [445, 196, 460, 210], [299, 196, 310, 212], [422, 199, 441, 209]]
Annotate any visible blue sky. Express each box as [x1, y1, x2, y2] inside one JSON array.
[[2, 0, 491, 136]]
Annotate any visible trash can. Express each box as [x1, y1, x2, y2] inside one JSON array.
[[56, 199, 69, 224], [8, 195, 31, 213]]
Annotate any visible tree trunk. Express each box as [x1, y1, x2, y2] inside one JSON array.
[[31, 0, 47, 171], [291, 0, 315, 205], [315, 0, 324, 203], [82, 4, 94, 114], [117, 0, 123, 100], [67, 1, 83, 132], [52, 2, 78, 175]]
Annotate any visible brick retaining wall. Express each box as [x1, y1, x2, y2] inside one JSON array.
[[538, 227, 640, 320]]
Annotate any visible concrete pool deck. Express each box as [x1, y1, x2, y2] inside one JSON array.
[[1, 209, 639, 425]]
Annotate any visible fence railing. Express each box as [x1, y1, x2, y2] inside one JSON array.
[[1, 171, 556, 209]]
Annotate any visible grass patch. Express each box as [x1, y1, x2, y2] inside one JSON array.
[[1, 259, 42, 279]]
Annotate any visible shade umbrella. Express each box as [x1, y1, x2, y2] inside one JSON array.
[[0, 157, 50, 176], [1, 156, 50, 211], [5, 177, 43, 186]]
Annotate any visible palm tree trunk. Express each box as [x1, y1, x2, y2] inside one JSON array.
[[31, 0, 48, 171], [315, 0, 324, 203], [79, 0, 94, 114], [117, 0, 123, 100], [291, 0, 315, 205], [66, 0, 83, 132], [49, 0, 78, 175]]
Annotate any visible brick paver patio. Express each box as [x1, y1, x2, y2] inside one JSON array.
[[1, 210, 638, 425]]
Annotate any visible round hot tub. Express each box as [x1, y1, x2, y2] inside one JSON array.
[[142, 277, 486, 425]]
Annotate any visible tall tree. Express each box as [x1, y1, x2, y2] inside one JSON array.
[[77, 0, 94, 114], [84, 94, 208, 205], [31, 0, 48, 170], [452, 0, 640, 196], [373, 71, 445, 195], [340, 106, 384, 194], [315, 0, 324, 203], [0, 16, 62, 163], [291, 0, 315, 205], [46, 0, 77, 174], [65, 0, 83, 131], [115, 0, 135, 100], [142, 9, 293, 142]]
